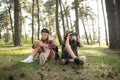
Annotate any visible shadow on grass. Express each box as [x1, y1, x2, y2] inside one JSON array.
[[0, 56, 40, 80]]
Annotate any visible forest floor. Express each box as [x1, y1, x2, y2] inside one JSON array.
[[0, 44, 120, 80]]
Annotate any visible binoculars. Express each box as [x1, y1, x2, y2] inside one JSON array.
[[71, 32, 78, 36]]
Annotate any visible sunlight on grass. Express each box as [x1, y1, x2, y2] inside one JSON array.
[[0, 46, 32, 55], [78, 45, 107, 57], [0, 44, 120, 80]]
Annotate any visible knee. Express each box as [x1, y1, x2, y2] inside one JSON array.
[[80, 56, 86, 63], [34, 40, 42, 46]]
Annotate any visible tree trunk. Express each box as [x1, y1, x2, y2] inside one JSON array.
[[6, 0, 14, 42], [115, 0, 120, 49], [19, 4, 22, 46], [14, 0, 22, 46], [86, 17, 92, 43], [61, 2, 69, 30], [81, 18, 89, 44], [69, 14, 73, 30], [74, 0, 79, 34], [5, 26, 10, 43], [32, 0, 35, 44], [59, 0, 65, 34], [36, 0, 40, 40], [101, 0, 108, 46], [56, 0, 63, 45], [105, 0, 118, 49]]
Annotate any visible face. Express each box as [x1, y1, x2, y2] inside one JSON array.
[[41, 32, 49, 40], [69, 33, 73, 40]]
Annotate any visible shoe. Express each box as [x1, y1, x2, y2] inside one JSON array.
[[39, 53, 46, 66], [20, 58, 33, 63], [61, 59, 69, 65], [74, 57, 83, 65]]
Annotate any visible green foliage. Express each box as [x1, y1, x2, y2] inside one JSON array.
[[0, 11, 9, 30], [22, 35, 32, 44], [53, 35, 61, 46], [44, 0, 55, 15]]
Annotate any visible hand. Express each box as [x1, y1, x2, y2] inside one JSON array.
[[38, 41, 43, 46], [34, 40, 41, 47], [67, 33, 72, 39], [76, 35, 80, 40]]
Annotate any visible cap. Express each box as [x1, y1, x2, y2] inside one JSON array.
[[41, 28, 50, 34], [64, 30, 72, 38]]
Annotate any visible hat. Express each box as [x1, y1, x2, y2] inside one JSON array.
[[41, 28, 50, 34], [64, 30, 72, 38]]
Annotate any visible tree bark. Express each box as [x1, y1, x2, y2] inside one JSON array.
[[59, 0, 65, 35], [69, 14, 73, 30], [115, 0, 120, 49], [19, 4, 22, 46], [105, 0, 118, 49], [32, 0, 35, 44], [14, 0, 22, 46], [74, 0, 79, 34], [81, 18, 89, 44], [36, 0, 40, 40], [61, 2, 69, 30], [56, 0, 63, 45], [6, 0, 14, 42]]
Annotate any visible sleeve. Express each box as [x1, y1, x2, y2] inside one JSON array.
[[48, 40, 56, 49]]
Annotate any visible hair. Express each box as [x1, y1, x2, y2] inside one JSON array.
[[41, 36, 49, 44], [41, 28, 50, 44], [64, 30, 72, 40]]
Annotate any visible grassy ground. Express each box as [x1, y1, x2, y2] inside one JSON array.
[[0, 44, 120, 80]]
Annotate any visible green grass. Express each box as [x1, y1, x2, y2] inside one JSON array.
[[0, 44, 120, 80]]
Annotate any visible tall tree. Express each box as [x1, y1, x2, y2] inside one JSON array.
[[6, 0, 14, 42], [14, 0, 22, 46], [105, 0, 119, 49], [81, 18, 89, 44], [86, 17, 92, 43], [31, 0, 35, 44], [56, 0, 63, 45], [78, 4, 95, 44], [59, 0, 65, 34], [61, 2, 70, 30], [74, 0, 79, 34], [115, 0, 120, 49], [36, 0, 40, 40]]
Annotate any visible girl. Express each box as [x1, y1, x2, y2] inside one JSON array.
[[61, 30, 86, 65], [21, 28, 59, 65]]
